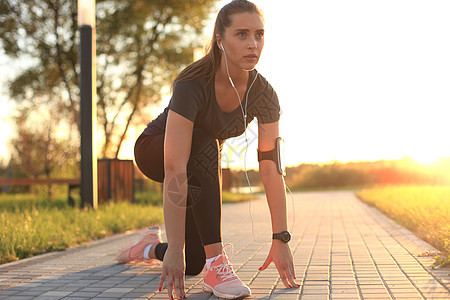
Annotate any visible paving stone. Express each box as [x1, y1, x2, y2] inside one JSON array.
[[65, 291, 101, 298], [330, 287, 359, 294], [39, 290, 72, 297], [330, 294, 360, 299], [301, 284, 329, 294], [269, 294, 298, 299], [14, 290, 45, 297], [1, 296, 37, 300], [298, 294, 328, 300]]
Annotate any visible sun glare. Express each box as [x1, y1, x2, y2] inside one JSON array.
[[410, 154, 440, 165]]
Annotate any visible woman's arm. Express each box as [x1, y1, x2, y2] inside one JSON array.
[[257, 121, 287, 233], [257, 121, 299, 289], [163, 110, 193, 249], [158, 109, 193, 299]]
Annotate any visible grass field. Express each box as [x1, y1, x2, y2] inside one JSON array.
[[0, 190, 251, 265], [0, 193, 164, 265], [357, 185, 450, 268]]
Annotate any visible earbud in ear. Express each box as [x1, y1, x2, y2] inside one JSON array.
[[220, 43, 224, 51]]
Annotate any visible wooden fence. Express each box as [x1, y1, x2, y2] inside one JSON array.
[[0, 159, 134, 205]]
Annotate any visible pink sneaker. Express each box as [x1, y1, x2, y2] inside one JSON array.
[[116, 226, 162, 264], [202, 245, 251, 299]]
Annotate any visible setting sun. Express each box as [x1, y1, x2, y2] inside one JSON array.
[[410, 154, 440, 165]]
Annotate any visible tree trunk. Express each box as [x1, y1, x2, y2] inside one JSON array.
[[114, 82, 142, 158]]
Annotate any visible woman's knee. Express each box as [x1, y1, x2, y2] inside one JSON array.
[[185, 262, 205, 276], [134, 133, 165, 182]]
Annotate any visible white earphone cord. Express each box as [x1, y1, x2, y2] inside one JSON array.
[[222, 44, 296, 243]]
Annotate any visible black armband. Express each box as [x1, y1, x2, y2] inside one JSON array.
[[257, 137, 286, 176]]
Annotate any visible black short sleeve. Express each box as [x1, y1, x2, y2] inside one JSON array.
[[249, 76, 281, 124], [144, 71, 279, 140], [168, 79, 204, 122]]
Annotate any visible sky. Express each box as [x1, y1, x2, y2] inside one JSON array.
[[1, 0, 450, 170], [221, 0, 450, 169]]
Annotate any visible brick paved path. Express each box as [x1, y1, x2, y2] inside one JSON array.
[[0, 191, 449, 299]]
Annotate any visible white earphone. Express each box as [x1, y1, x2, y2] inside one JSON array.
[[220, 42, 237, 90]]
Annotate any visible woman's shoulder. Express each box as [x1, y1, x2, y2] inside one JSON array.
[[173, 76, 209, 91], [248, 69, 280, 123], [171, 77, 210, 108], [252, 70, 276, 94]]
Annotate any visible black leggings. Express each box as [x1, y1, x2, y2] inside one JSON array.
[[134, 129, 223, 275]]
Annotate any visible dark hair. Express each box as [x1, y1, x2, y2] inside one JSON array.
[[172, 0, 263, 88]]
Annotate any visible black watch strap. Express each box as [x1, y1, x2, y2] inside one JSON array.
[[272, 230, 291, 243]]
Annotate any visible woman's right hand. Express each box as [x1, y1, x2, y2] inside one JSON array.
[[158, 246, 186, 299]]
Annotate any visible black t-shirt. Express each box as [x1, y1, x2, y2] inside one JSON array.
[[143, 69, 280, 142]]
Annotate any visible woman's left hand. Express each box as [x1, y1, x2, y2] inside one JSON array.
[[259, 240, 300, 288]]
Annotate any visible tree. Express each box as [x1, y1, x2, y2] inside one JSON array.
[[9, 107, 79, 198], [0, 0, 219, 158]]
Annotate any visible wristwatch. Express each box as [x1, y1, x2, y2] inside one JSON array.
[[272, 230, 291, 243]]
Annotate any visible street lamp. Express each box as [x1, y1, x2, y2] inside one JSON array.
[[78, 0, 98, 209]]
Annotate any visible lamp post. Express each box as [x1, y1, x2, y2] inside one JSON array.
[[78, 0, 98, 209]]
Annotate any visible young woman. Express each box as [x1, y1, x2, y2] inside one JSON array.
[[116, 1, 298, 299]]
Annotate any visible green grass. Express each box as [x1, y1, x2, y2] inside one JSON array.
[[0, 193, 163, 265], [0, 190, 252, 265], [356, 185, 450, 268]]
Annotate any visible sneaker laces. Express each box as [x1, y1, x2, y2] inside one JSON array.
[[223, 243, 234, 257], [211, 243, 238, 281]]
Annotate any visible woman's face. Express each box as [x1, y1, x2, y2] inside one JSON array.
[[220, 12, 265, 72]]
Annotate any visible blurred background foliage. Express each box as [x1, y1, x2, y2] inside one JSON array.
[[228, 157, 450, 191], [0, 0, 219, 179]]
